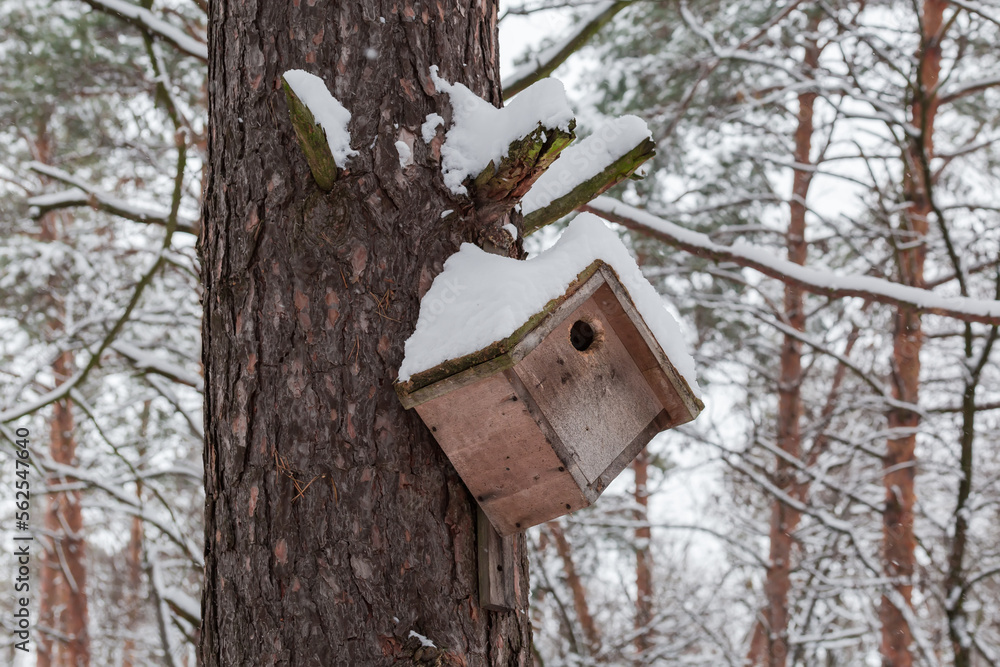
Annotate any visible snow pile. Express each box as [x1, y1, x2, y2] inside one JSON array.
[[521, 115, 652, 215], [398, 214, 699, 393], [395, 140, 413, 168], [282, 70, 358, 167], [430, 66, 575, 195], [421, 113, 444, 143], [408, 631, 436, 648]]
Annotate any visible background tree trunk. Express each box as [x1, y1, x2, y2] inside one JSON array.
[[199, 1, 531, 665], [881, 2, 943, 664], [38, 349, 91, 667], [35, 126, 91, 667], [747, 18, 819, 667], [632, 451, 652, 662], [548, 522, 600, 658], [123, 401, 150, 667]]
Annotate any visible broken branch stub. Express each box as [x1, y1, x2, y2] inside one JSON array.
[[468, 120, 576, 227], [523, 136, 656, 236], [282, 78, 339, 191]]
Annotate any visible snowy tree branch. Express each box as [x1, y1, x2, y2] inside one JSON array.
[[502, 0, 630, 99], [522, 135, 654, 235], [583, 196, 1000, 325], [3, 145, 189, 424], [947, 0, 1000, 27], [81, 0, 208, 61], [146, 375, 204, 440], [112, 340, 204, 391], [939, 74, 1000, 105], [26, 162, 199, 235], [471, 121, 576, 227]]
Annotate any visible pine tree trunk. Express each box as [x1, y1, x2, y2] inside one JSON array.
[[633, 451, 652, 661], [880, 2, 943, 664], [123, 401, 150, 667], [547, 522, 600, 658], [38, 350, 91, 667], [34, 136, 91, 666], [747, 19, 819, 667], [199, 2, 531, 665]]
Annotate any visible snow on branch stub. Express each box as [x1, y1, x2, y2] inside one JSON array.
[[430, 67, 577, 223], [281, 70, 357, 191]]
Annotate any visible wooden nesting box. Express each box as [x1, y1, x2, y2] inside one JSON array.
[[396, 260, 703, 536]]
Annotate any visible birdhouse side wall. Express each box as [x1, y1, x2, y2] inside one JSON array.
[[593, 268, 703, 427]]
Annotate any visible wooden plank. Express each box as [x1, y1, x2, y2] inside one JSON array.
[[594, 409, 671, 492], [502, 368, 593, 501], [594, 266, 704, 425], [481, 471, 588, 534], [477, 506, 516, 611], [415, 372, 588, 535], [513, 296, 662, 484], [397, 353, 514, 409]]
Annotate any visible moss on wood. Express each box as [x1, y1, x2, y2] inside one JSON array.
[[467, 120, 576, 220], [282, 77, 339, 191]]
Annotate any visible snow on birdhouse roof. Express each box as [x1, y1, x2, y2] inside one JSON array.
[[397, 214, 699, 394], [282, 69, 358, 168]]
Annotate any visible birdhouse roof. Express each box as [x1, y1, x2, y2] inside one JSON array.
[[396, 214, 699, 401]]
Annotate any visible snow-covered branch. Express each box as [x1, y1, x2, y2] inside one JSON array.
[[431, 68, 577, 227], [584, 197, 1000, 325], [939, 73, 1000, 105], [146, 375, 204, 440], [81, 0, 207, 61], [522, 115, 655, 235], [947, 0, 1000, 27], [26, 161, 199, 235], [502, 0, 630, 99], [281, 70, 357, 190], [149, 560, 182, 667], [3, 193, 182, 423], [112, 340, 204, 391]]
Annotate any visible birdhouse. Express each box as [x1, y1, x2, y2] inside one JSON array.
[[396, 217, 703, 536]]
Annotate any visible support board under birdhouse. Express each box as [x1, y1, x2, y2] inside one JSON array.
[[477, 507, 517, 611]]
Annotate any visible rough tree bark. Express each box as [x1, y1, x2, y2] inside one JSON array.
[[880, 2, 943, 664], [199, 1, 531, 665], [746, 16, 820, 667]]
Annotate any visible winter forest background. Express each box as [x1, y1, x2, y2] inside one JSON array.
[[2, 0, 1000, 665]]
